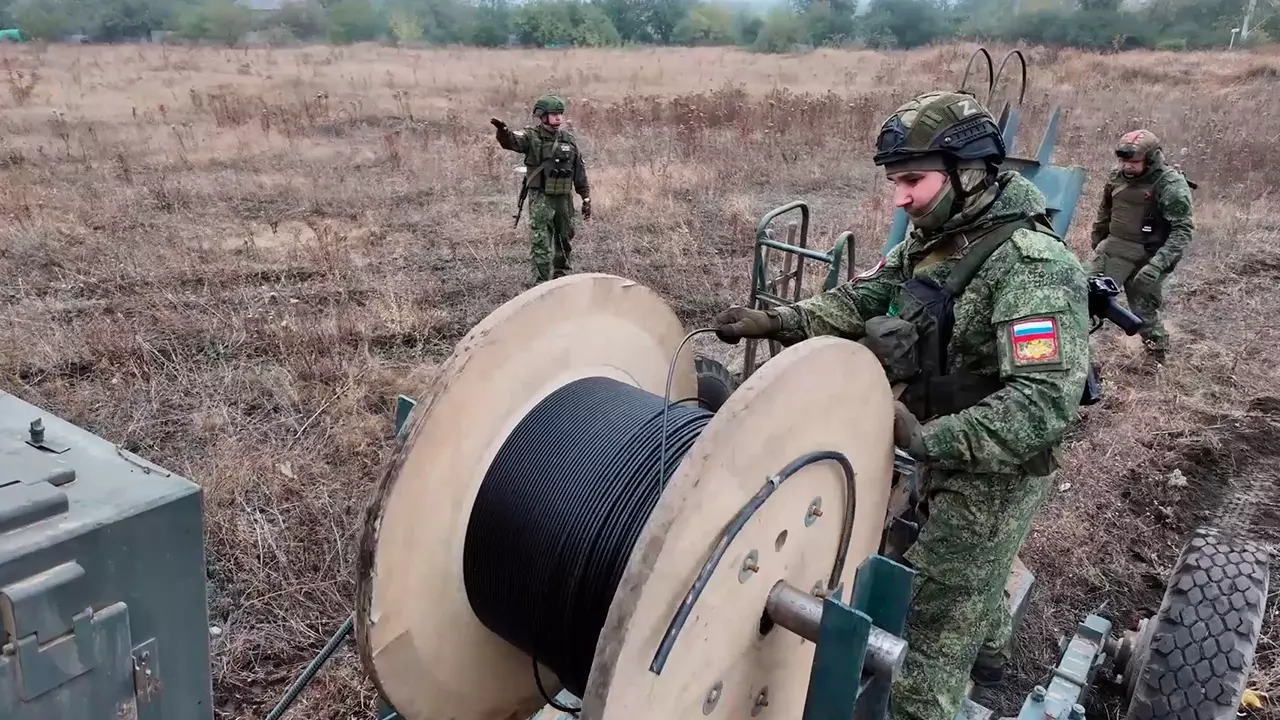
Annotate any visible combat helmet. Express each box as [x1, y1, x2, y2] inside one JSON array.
[[873, 90, 1007, 225], [1115, 129, 1159, 161], [533, 94, 566, 117], [874, 90, 1006, 173]]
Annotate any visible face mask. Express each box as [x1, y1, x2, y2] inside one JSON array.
[[910, 180, 956, 230]]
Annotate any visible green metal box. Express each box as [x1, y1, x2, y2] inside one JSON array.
[[0, 390, 213, 719]]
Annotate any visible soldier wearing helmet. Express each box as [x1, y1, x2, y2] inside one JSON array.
[[1089, 129, 1196, 364], [490, 94, 591, 285], [713, 90, 1090, 720]]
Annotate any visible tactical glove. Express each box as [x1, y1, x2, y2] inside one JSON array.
[[713, 307, 781, 344], [490, 118, 507, 131], [893, 401, 927, 460], [1132, 263, 1161, 289], [582, 197, 591, 220]]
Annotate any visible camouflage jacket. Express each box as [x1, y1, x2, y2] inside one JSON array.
[[494, 123, 590, 198], [1090, 150, 1195, 273], [773, 171, 1091, 476]]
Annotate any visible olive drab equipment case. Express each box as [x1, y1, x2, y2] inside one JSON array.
[[0, 390, 213, 719]]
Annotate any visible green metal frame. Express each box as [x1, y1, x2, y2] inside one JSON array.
[[1013, 614, 1112, 720], [787, 556, 927, 720], [743, 200, 856, 379]]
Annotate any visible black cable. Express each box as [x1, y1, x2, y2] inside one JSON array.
[[462, 375, 714, 705]]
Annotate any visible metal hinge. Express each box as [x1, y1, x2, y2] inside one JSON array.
[[0, 562, 132, 702]]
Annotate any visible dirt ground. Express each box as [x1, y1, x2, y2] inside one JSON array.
[[0, 41, 1278, 720]]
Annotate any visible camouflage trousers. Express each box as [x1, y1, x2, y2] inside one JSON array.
[[890, 468, 1053, 720], [1090, 237, 1168, 351], [527, 190, 575, 284]]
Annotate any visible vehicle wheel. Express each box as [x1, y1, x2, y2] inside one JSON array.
[[694, 354, 737, 412], [1120, 527, 1271, 720]]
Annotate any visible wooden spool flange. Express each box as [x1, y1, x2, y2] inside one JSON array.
[[354, 273, 897, 720]]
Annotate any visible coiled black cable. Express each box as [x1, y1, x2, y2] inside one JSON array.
[[462, 375, 714, 705]]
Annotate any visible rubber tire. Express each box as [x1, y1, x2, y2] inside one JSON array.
[[1122, 527, 1271, 720], [694, 354, 737, 413]]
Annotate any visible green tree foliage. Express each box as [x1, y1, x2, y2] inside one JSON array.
[[326, 0, 381, 42], [91, 0, 172, 41], [266, 0, 328, 40], [464, 0, 510, 46], [752, 5, 807, 51], [860, 0, 950, 47], [0, 0, 1268, 50], [514, 0, 620, 46], [178, 0, 251, 44], [673, 2, 738, 45], [10, 0, 77, 39]]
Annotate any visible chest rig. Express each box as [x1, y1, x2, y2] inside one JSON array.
[[1106, 169, 1169, 249], [523, 129, 578, 196], [878, 214, 1058, 424]]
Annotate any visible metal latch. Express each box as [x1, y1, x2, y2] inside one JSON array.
[[132, 638, 163, 707], [25, 418, 69, 454]]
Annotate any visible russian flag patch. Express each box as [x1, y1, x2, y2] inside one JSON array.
[[1010, 317, 1060, 366]]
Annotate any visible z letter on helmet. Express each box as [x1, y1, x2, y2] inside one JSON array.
[[1010, 317, 1060, 366]]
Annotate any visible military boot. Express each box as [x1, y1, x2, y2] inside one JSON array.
[[1142, 338, 1167, 366], [970, 650, 1006, 687]]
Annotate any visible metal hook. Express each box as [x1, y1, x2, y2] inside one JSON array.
[[959, 47, 994, 100], [991, 49, 1028, 110]]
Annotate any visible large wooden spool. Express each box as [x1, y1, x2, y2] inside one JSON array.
[[354, 273, 897, 720]]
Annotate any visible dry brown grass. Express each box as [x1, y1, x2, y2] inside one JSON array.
[[1, 40, 1279, 720]]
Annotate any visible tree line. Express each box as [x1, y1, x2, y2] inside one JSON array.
[[0, 0, 1271, 52]]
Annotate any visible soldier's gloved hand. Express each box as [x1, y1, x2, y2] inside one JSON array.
[[490, 118, 507, 131], [713, 307, 781, 344], [581, 198, 591, 220], [1132, 263, 1161, 289], [893, 401, 927, 460]]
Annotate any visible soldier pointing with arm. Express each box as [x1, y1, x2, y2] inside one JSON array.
[[1088, 129, 1196, 365], [714, 90, 1091, 720], [491, 94, 592, 286]]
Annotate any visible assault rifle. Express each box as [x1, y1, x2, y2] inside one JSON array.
[[1079, 275, 1145, 406], [1087, 275, 1144, 335]]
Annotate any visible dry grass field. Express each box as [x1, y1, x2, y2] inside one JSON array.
[[1, 39, 1279, 720]]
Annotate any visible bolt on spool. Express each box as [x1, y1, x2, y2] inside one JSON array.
[[751, 686, 770, 717], [739, 550, 760, 583], [702, 681, 722, 715], [805, 497, 823, 526]]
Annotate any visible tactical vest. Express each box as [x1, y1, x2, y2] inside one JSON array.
[[873, 214, 1064, 475], [523, 129, 579, 196], [1106, 169, 1170, 249]]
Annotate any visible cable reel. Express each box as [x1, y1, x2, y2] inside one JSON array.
[[353, 273, 900, 720]]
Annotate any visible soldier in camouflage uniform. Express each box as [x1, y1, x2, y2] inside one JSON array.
[[713, 91, 1091, 720], [1089, 129, 1196, 363], [490, 95, 592, 284]]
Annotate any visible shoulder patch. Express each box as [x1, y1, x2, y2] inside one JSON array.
[[1009, 317, 1061, 366]]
